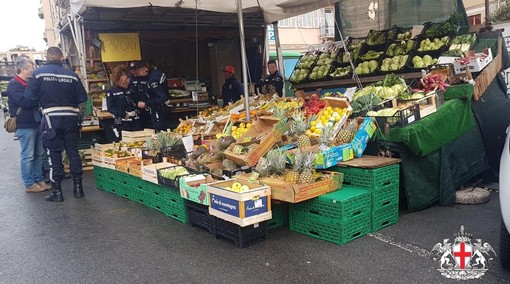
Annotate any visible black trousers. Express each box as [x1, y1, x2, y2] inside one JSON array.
[[42, 116, 82, 183], [139, 109, 152, 129]]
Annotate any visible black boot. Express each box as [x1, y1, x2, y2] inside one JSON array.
[[45, 182, 63, 202], [73, 177, 84, 198]]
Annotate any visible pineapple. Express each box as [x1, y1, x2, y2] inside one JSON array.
[[255, 157, 270, 177], [266, 149, 287, 177], [285, 149, 303, 183], [319, 124, 335, 147], [336, 119, 358, 144], [298, 151, 317, 184], [272, 106, 287, 119], [291, 112, 311, 149]]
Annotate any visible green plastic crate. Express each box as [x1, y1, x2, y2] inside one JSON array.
[[290, 186, 371, 223], [268, 202, 288, 230], [331, 164, 399, 190], [372, 204, 399, 232], [159, 202, 188, 223], [372, 184, 399, 211], [289, 211, 371, 246]]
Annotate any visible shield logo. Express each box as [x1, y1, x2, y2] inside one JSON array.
[[453, 242, 472, 269]]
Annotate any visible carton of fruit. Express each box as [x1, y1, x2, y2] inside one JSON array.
[[224, 117, 288, 167], [141, 158, 176, 184], [453, 48, 493, 73], [179, 174, 215, 205], [157, 165, 191, 190], [121, 129, 155, 143], [207, 179, 272, 227], [261, 171, 343, 203]]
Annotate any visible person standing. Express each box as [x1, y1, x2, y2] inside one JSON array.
[[130, 61, 168, 131], [220, 66, 243, 107], [257, 59, 284, 97], [107, 65, 142, 140], [129, 62, 152, 129], [6, 56, 50, 193], [24, 47, 88, 202]]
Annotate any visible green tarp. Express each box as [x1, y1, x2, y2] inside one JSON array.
[[376, 85, 474, 156]]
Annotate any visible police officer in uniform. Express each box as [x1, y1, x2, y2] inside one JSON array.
[[25, 47, 88, 202], [257, 59, 284, 97], [107, 65, 142, 140], [145, 61, 169, 131], [130, 61, 168, 131], [129, 62, 151, 129]]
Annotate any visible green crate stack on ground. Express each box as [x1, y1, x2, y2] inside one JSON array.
[[289, 186, 372, 246], [331, 163, 400, 232], [92, 166, 187, 223], [268, 201, 289, 229]]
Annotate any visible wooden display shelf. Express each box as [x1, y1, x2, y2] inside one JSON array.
[[80, 125, 102, 132], [170, 106, 210, 113], [168, 97, 209, 104], [87, 79, 108, 83], [292, 72, 423, 90], [337, 155, 401, 169]]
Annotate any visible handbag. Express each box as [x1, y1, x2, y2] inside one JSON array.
[[4, 108, 21, 133]]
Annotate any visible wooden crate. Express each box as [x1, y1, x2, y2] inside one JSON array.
[[473, 38, 502, 101], [64, 149, 94, 173], [121, 129, 155, 143]]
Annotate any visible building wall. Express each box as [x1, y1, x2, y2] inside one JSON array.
[[270, 28, 324, 51], [0, 51, 46, 62], [41, 0, 57, 47], [463, 0, 501, 23]]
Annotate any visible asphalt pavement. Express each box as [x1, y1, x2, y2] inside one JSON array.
[[1, 118, 510, 283]]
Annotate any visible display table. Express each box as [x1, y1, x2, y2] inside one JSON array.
[[378, 84, 475, 156]]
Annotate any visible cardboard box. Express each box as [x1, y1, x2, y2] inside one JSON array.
[[351, 118, 377, 158], [207, 179, 272, 227], [261, 172, 343, 203], [286, 144, 354, 169], [121, 129, 155, 143], [453, 48, 493, 74], [224, 117, 288, 167], [141, 158, 176, 184], [316, 144, 355, 169], [179, 174, 215, 205]]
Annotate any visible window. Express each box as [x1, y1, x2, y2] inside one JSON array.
[[276, 8, 332, 29], [468, 14, 482, 26]]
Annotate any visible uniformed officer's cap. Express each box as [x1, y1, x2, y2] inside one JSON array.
[[221, 66, 235, 74], [129, 61, 146, 70]]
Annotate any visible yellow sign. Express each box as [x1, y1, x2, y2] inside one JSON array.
[[98, 33, 141, 62]]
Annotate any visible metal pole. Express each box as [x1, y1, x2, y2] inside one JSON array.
[[236, 0, 251, 121], [485, 0, 490, 23], [272, 21, 285, 97]]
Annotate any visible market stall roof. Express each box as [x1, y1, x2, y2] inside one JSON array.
[[70, 0, 341, 24]]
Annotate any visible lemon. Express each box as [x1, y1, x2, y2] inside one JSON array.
[[310, 126, 316, 132], [334, 107, 341, 113], [246, 123, 252, 129], [314, 129, 322, 134], [326, 106, 333, 111], [335, 116, 341, 122], [320, 115, 326, 121], [310, 121, 317, 126], [239, 123, 246, 129], [231, 126, 238, 131]]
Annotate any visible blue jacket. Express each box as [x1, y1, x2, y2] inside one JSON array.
[[130, 72, 167, 108], [25, 61, 88, 109], [221, 76, 243, 106], [6, 76, 39, 129], [106, 85, 137, 118]]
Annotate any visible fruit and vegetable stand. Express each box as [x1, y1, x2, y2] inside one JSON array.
[[289, 24, 510, 211]]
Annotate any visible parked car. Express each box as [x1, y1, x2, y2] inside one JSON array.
[[500, 125, 510, 269]]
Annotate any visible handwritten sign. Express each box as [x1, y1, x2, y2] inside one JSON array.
[[98, 33, 141, 62]]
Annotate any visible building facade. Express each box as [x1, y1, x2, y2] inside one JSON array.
[[268, 7, 335, 52], [464, 0, 501, 25]]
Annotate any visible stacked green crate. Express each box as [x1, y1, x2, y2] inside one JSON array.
[[289, 186, 371, 245], [92, 166, 187, 223], [331, 164, 400, 232], [268, 202, 288, 230]]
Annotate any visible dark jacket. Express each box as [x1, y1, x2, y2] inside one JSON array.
[[258, 70, 284, 97], [106, 85, 137, 118], [25, 61, 88, 108], [130, 73, 166, 108], [221, 76, 243, 106], [6, 76, 39, 129], [145, 69, 168, 108]]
